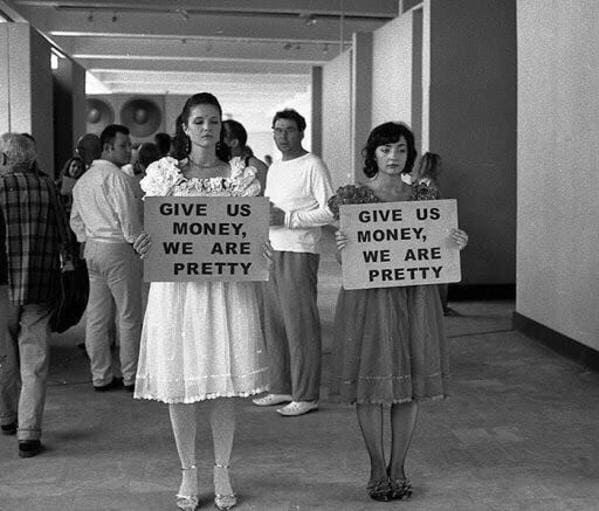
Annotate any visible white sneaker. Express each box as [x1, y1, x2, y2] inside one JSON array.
[[276, 400, 319, 417], [252, 393, 293, 407]]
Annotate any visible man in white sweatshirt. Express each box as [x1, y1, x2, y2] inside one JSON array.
[[253, 109, 334, 416]]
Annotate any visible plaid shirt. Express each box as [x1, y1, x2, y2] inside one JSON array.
[[0, 169, 70, 305], [0, 207, 6, 285]]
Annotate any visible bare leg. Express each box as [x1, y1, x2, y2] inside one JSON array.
[[355, 404, 387, 483], [210, 398, 237, 508], [388, 401, 418, 480], [169, 403, 199, 499]]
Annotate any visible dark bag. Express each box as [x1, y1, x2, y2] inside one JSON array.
[[51, 258, 89, 333]]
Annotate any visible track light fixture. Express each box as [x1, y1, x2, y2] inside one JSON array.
[[175, 8, 190, 21]]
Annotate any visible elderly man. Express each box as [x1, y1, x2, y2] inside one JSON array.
[[70, 124, 143, 393], [253, 109, 334, 416], [0, 133, 70, 457]]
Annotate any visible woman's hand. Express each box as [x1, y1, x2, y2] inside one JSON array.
[[335, 230, 349, 252], [450, 228, 469, 250], [263, 240, 274, 267], [133, 232, 152, 259], [334, 230, 349, 264]]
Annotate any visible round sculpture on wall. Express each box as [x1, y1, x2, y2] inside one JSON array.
[[86, 98, 115, 134], [120, 98, 162, 138]]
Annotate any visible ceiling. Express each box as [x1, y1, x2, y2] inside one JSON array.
[[0, 0, 398, 131]]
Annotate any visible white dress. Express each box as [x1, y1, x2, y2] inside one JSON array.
[[134, 157, 269, 403]]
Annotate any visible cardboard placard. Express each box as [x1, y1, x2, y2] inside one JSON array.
[[143, 196, 269, 282], [339, 199, 462, 289]]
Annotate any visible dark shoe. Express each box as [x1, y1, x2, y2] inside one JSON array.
[[18, 440, 42, 458], [1, 421, 17, 435], [390, 478, 413, 500], [444, 307, 460, 317], [123, 383, 135, 393], [93, 377, 123, 392], [366, 477, 392, 502]]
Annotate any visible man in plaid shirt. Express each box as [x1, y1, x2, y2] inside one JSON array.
[[0, 133, 70, 458]]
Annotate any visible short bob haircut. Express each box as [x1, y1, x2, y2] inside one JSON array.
[[271, 108, 306, 132], [362, 122, 417, 178]]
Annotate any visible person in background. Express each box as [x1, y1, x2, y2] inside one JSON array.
[[328, 122, 468, 502], [0, 133, 70, 458], [412, 152, 456, 315], [70, 124, 143, 394], [20, 133, 47, 177], [222, 119, 268, 195], [0, 207, 8, 377], [56, 156, 86, 217], [154, 132, 172, 157], [252, 108, 334, 417], [75, 134, 102, 170]]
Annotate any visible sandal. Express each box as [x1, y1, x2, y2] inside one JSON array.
[[176, 465, 199, 511], [366, 477, 392, 502], [214, 463, 238, 510], [390, 478, 413, 500]]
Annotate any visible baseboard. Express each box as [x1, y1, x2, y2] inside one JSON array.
[[448, 284, 515, 301], [513, 312, 599, 371]]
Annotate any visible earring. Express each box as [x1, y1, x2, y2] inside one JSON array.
[[185, 136, 191, 155]]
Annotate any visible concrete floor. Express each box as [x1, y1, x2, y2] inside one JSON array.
[[1, 235, 598, 511]]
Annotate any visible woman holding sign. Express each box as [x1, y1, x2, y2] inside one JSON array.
[[328, 122, 468, 502], [133, 93, 268, 511]]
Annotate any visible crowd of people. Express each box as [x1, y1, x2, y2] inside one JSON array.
[[0, 91, 468, 509]]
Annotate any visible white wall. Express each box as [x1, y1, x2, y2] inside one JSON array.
[[371, 13, 413, 127], [0, 23, 54, 175], [517, 0, 599, 349], [322, 50, 352, 190]]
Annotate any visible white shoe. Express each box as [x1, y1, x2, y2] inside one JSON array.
[[252, 393, 293, 407], [276, 400, 319, 416]]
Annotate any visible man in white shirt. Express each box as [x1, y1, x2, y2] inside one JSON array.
[[70, 125, 143, 393], [253, 109, 334, 416]]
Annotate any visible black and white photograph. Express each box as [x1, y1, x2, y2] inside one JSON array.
[[0, 1, 597, 510]]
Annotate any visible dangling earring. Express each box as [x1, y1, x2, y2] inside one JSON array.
[[185, 135, 191, 155]]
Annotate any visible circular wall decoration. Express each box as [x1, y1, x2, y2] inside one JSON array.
[[86, 98, 115, 134], [120, 98, 162, 138]]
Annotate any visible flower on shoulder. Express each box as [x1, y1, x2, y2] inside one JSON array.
[[140, 156, 183, 197], [327, 184, 379, 220], [412, 181, 441, 201]]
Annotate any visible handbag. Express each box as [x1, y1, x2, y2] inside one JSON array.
[[50, 256, 89, 333]]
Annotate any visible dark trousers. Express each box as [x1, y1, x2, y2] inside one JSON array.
[[263, 251, 321, 401]]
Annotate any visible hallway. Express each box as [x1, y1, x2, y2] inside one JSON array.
[[0, 235, 597, 511]]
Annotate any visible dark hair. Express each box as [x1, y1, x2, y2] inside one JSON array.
[[76, 133, 102, 164], [137, 142, 161, 169], [362, 122, 417, 178], [154, 132, 171, 157], [100, 124, 130, 149], [223, 119, 248, 147], [21, 133, 36, 144], [171, 92, 230, 162], [415, 152, 442, 182], [59, 156, 85, 179], [271, 109, 306, 132]]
